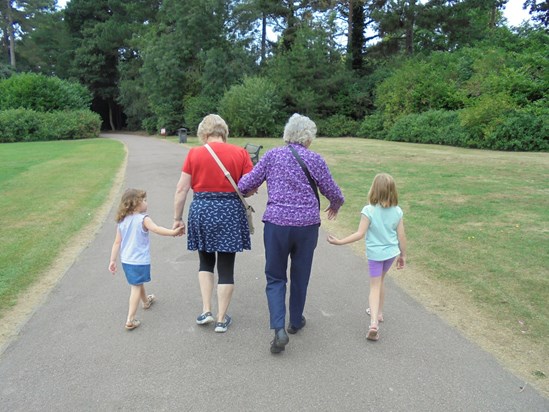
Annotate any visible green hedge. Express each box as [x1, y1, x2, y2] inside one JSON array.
[[316, 115, 359, 137], [0, 109, 101, 142], [484, 110, 549, 151], [387, 110, 469, 146], [0, 73, 91, 112]]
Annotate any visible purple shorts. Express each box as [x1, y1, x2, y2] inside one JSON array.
[[367, 257, 396, 278]]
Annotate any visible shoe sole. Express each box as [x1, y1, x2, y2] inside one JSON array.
[[214, 318, 232, 332], [125, 320, 141, 330], [367, 329, 379, 341], [196, 318, 214, 325], [270, 340, 288, 353]]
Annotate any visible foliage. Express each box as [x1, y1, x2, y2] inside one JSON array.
[[357, 112, 387, 140], [0, 109, 101, 142], [375, 52, 468, 128], [219, 76, 283, 137], [183, 95, 218, 134], [387, 110, 469, 146], [485, 108, 549, 151], [316, 114, 359, 137], [0, 73, 91, 111], [266, 22, 356, 119]]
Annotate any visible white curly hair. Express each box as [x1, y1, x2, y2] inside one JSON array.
[[283, 113, 317, 145]]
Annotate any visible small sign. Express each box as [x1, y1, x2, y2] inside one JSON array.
[[160, 128, 166, 136]]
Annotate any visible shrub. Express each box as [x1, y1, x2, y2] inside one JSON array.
[[219, 76, 284, 137], [316, 115, 359, 137], [387, 110, 469, 146], [357, 112, 387, 140], [485, 110, 549, 152], [0, 73, 91, 111], [0, 109, 100, 143], [459, 93, 516, 148], [142, 117, 158, 135]]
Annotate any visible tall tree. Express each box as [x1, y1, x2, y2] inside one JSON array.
[[0, 0, 56, 67], [64, 0, 160, 130], [524, 0, 549, 27]]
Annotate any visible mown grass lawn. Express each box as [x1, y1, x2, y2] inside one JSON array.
[[0, 138, 125, 314]]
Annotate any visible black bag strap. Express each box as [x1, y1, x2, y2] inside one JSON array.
[[288, 145, 320, 209]]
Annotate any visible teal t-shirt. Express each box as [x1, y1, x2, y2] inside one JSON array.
[[361, 204, 403, 261]]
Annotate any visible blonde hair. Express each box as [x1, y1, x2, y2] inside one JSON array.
[[115, 188, 146, 223], [283, 113, 317, 145], [368, 173, 398, 207], [197, 114, 229, 143]]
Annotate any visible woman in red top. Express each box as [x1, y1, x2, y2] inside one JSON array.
[[173, 114, 253, 333]]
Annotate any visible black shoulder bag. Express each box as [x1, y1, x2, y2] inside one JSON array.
[[288, 145, 320, 209]]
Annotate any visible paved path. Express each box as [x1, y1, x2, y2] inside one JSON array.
[[1, 134, 547, 411]]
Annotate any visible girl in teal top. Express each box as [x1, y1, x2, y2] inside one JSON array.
[[328, 173, 407, 342]]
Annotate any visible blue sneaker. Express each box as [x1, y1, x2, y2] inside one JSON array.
[[196, 311, 214, 325], [214, 315, 232, 333]]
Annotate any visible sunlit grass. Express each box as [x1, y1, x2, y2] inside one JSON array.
[[0, 139, 125, 314]]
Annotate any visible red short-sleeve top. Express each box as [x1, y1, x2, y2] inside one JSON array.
[[182, 142, 253, 192]]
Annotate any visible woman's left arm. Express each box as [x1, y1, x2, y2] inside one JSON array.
[[312, 157, 345, 216]]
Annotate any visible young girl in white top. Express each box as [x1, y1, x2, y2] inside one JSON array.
[[109, 189, 184, 330], [327, 173, 407, 341]]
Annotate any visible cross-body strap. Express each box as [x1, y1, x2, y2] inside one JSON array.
[[204, 144, 254, 211], [288, 145, 320, 209]]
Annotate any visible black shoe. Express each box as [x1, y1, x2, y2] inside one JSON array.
[[287, 316, 306, 335], [270, 328, 289, 354]]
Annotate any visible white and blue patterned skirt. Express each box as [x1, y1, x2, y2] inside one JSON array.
[[187, 192, 251, 252]]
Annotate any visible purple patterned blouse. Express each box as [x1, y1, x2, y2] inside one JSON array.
[[238, 143, 344, 227]]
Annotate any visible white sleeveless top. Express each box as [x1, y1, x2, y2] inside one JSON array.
[[119, 213, 150, 265]]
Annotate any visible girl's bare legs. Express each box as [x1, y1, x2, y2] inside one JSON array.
[[139, 284, 148, 305], [127, 285, 142, 323], [216, 284, 234, 323], [378, 272, 387, 321], [198, 271, 214, 313], [369, 276, 383, 328]]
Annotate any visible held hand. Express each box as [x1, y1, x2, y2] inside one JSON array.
[[244, 188, 258, 197], [324, 206, 338, 220], [396, 255, 406, 269], [172, 220, 185, 235], [173, 225, 185, 236], [327, 235, 340, 245], [109, 261, 116, 274]]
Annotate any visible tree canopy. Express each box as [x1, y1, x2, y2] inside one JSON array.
[[1, 0, 547, 150]]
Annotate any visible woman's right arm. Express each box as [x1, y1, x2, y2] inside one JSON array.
[[173, 172, 191, 232]]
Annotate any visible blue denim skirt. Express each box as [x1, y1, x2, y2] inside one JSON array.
[[122, 263, 151, 286], [187, 192, 251, 253]]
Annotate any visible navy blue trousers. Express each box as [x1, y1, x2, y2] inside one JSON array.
[[263, 222, 319, 330]]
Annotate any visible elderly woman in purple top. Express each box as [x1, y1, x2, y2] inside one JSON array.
[[238, 113, 344, 354]]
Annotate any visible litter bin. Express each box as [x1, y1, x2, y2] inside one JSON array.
[[177, 127, 188, 143]]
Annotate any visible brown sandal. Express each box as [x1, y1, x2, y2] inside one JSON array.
[[143, 294, 156, 310], [125, 319, 141, 330]]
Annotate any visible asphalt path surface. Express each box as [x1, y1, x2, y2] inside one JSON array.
[[1, 134, 548, 411]]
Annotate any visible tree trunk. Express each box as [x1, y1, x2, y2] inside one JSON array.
[[260, 12, 266, 64], [6, 0, 16, 67], [108, 100, 116, 131], [405, 0, 416, 55]]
